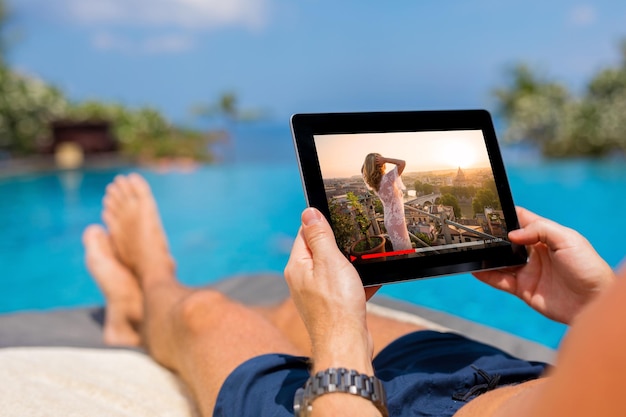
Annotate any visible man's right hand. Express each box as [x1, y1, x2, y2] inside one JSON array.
[[474, 207, 615, 324]]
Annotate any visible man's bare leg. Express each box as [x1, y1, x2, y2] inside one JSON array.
[[84, 222, 425, 356], [94, 173, 429, 414], [101, 174, 304, 416], [266, 298, 426, 357]]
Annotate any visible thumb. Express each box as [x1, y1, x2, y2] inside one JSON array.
[[300, 208, 342, 259]]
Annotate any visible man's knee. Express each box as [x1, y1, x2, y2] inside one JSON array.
[[176, 290, 228, 335]]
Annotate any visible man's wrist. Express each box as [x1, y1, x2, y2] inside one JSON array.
[[312, 340, 374, 374], [311, 331, 374, 374], [312, 356, 374, 375]]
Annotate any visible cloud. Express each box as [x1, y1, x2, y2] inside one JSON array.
[[59, 0, 268, 30], [143, 35, 195, 54], [92, 32, 194, 54], [22, 0, 270, 55], [568, 5, 597, 27]]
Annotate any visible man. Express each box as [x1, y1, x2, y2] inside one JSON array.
[[85, 173, 618, 416]]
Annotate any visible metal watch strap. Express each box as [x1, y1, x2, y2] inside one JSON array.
[[293, 367, 388, 417]]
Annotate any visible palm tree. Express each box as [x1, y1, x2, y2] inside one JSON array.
[[190, 91, 267, 125]]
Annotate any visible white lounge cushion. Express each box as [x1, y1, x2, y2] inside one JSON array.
[[0, 347, 199, 417]]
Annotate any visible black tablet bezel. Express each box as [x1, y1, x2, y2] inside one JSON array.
[[290, 109, 527, 286]]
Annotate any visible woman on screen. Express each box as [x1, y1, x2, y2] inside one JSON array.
[[362, 153, 413, 252]]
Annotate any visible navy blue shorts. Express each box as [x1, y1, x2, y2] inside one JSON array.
[[213, 330, 547, 417]]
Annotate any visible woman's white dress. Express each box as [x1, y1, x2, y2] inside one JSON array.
[[376, 167, 412, 251]]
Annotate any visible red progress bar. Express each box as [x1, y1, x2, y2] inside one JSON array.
[[361, 249, 415, 260]]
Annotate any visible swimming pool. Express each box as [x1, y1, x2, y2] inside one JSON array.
[[1, 152, 625, 349]]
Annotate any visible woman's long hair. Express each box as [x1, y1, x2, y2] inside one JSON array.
[[362, 153, 383, 192]]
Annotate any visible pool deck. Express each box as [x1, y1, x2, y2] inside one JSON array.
[[0, 274, 555, 364]]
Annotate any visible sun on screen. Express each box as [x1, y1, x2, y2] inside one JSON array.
[[440, 138, 480, 169]]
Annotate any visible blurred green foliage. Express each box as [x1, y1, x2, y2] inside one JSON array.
[[190, 91, 267, 124], [494, 41, 626, 157], [0, 0, 217, 161], [67, 101, 219, 162], [0, 67, 218, 161], [0, 67, 67, 154], [0, 68, 218, 161]]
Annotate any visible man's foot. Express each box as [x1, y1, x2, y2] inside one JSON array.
[[102, 174, 175, 288], [83, 224, 143, 346]]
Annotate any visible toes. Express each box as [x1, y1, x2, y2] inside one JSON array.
[[83, 223, 125, 280], [104, 182, 124, 214], [101, 211, 124, 256], [102, 204, 116, 230], [128, 173, 153, 200], [103, 174, 150, 215], [114, 175, 135, 200], [104, 175, 135, 211], [83, 225, 111, 264], [101, 174, 140, 230], [83, 224, 107, 246], [102, 194, 119, 218]]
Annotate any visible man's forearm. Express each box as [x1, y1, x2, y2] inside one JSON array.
[[459, 271, 626, 417]]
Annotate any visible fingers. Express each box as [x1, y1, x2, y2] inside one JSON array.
[[510, 207, 579, 251], [510, 218, 577, 251], [515, 206, 543, 227], [473, 270, 517, 294]]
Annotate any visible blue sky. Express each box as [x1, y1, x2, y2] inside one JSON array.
[[6, 1, 626, 124]]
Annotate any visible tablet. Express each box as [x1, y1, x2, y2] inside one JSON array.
[[290, 110, 528, 286]]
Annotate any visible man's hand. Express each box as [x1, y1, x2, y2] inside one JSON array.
[[284, 208, 379, 373], [474, 207, 615, 324]]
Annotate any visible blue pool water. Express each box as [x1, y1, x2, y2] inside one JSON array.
[[1, 122, 625, 350]]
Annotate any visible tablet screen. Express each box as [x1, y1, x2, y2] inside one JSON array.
[[291, 110, 527, 286]]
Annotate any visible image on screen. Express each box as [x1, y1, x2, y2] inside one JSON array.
[[313, 129, 511, 264]]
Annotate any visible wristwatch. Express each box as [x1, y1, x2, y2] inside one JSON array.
[[293, 367, 388, 417]]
